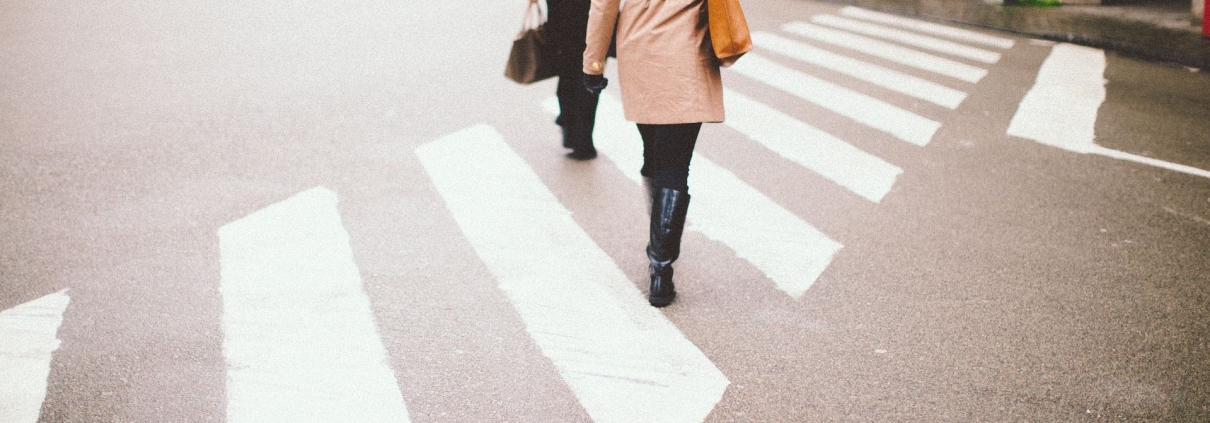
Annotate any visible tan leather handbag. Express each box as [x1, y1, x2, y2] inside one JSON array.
[[505, 0, 558, 84], [707, 0, 753, 67]]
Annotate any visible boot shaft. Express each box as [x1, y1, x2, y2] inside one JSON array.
[[647, 187, 690, 266]]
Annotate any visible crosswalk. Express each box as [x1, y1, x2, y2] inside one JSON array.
[[730, 53, 943, 146], [722, 88, 902, 203], [219, 188, 413, 422], [811, 14, 1003, 64], [3, 7, 1027, 422], [417, 125, 728, 423], [545, 95, 842, 298], [750, 31, 968, 109], [1007, 43, 1210, 179], [0, 290, 70, 423]]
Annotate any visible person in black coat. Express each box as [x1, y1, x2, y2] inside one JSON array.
[[545, 0, 600, 160]]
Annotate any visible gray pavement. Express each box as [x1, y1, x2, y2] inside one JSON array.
[[813, 0, 1210, 68], [3, 0, 1210, 421]]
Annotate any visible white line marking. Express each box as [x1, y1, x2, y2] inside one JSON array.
[[0, 290, 70, 423], [729, 53, 941, 147], [812, 14, 1002, 64], [781, 21, 988, 83], [839, 6, 1016, 49], [1008, 43, 1210, 180], [1008, 44, 1106, 154], [546, 95, 843, 297], [219, 187, 412, 423], [416, 124, 729, 423], [753, 31, 967, 109], [1089, 147, 1210, 179], [723, 88, 903, 203]]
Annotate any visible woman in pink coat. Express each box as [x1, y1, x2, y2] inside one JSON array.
[[582, 0, 724, 307]]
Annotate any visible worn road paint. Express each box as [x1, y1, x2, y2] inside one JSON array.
[[840, 7, 1016, 49], [723, 88, 904, 203], [753, 31, 967, 109], [0, 290, 70, 423], [416, 124, 729, 423], [1008, 44, 1210, 180], [813, 14, 1002, 64], [730, 53, 941, 146], [546, 95, 843, 298], [781, 22, 988, 83], [218, 187, 412, 423], [1008, 43, 1106, 154]]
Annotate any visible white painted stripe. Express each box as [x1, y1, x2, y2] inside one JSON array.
[[722, 88, 903, 203], [545, 95, 843, 297], [1008, 43, 1105, 154], [840, 6, 1016, 49], [1009, 44, 1210, 180], [415, 124, 729, 423], [781, 21, 988, 83], [753, 31, 967, 109], [729, 53, 941, 146], [1090, 146, 1210, 179], [218, 187, 411, 423], [812, 14, 1002, 64], [0, 290, 70, 423]]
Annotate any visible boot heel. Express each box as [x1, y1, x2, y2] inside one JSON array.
[[649, 267, 676, 307]]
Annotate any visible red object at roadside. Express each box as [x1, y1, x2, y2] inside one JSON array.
[[1205, 0, 1209, 37]]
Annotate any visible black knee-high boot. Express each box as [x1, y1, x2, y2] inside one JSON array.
[[647, 186, 690, 307]]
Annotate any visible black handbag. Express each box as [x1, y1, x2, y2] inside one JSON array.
[[505, 0, 558, 84]]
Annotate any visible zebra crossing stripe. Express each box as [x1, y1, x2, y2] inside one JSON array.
[[1008, 43, 1105, 154], [781, 21, 988, 83], [218, 187, 412, 423], [812, 14, 1002, 64], [415, 124, 729, 423], [1008, 44, 1210, 180], [839, 6, 1016, 49], [545, 95, 843, 298], [0, 290, 70, 423], [722, 88, 903, 203], [729, 53, 941, 147], [753, 31, 967, 109]]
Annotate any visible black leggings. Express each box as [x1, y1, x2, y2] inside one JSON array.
[[638, 123, 702, 192], [555, 70, 599, 148]]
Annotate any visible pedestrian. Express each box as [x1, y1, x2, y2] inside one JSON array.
[[546, 0, 600, 160], [581, 0, 724, 307]]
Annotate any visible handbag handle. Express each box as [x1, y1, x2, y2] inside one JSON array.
[[520, 0, 546, 31]]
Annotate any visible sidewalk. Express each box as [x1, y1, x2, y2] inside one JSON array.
[[813, 0, 1210, 69]]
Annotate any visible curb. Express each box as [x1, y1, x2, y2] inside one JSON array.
[[811, 0, 1210, 69]]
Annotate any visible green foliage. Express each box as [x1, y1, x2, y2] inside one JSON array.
[[1011, 0, 1063, 6]]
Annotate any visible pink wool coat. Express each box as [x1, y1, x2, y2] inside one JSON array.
[[583, 0, 725, 124]]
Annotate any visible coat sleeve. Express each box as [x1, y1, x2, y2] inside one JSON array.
[[582, 0, 619, 75]]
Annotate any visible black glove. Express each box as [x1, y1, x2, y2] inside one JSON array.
[[582, 72, 608, 95]]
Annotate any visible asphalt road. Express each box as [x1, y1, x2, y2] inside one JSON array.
[[2, 0, 1208, 421]]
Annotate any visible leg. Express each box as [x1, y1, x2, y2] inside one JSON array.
[[556, 72, 600, 159], [636, 122, 702, 307], [550, 0, 599, 160], [639, 123, 701, 192]]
